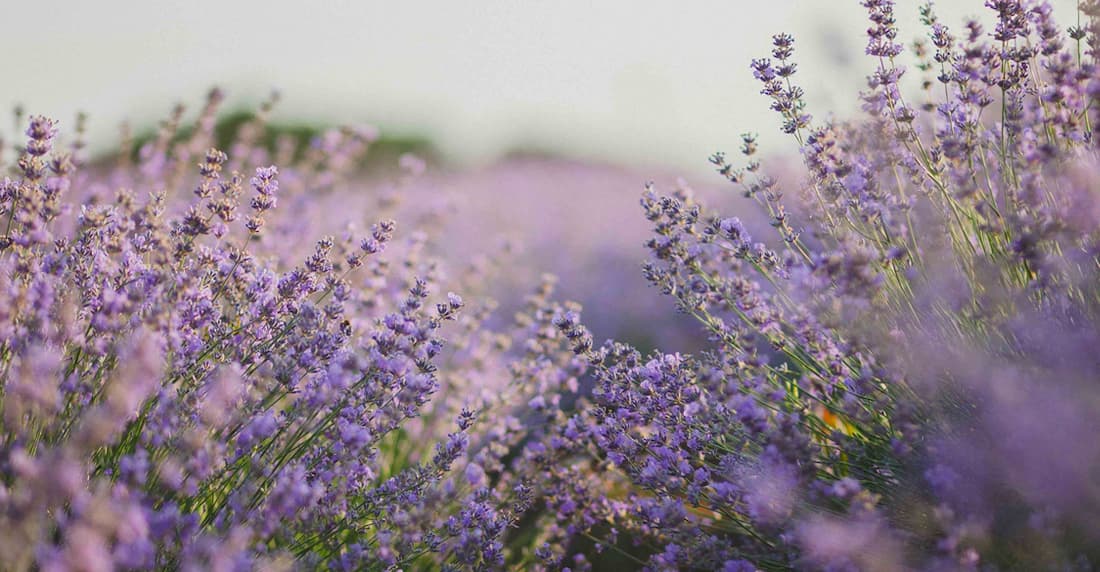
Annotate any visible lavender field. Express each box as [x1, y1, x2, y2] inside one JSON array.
[[3, 1, 1100, 570]]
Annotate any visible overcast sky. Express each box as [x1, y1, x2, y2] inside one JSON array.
[[0, 1, 1082, 174]]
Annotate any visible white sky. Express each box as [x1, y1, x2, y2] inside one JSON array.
[[0, 1, 1082, 174]]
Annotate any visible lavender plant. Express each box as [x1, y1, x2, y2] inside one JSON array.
[[512, 1, 1100, 570], [0, 89, 593, 571]]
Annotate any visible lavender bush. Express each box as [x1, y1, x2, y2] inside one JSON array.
[[509, 1, 1100, 570], [0, 89, 593, 570], [3, 0, 1100, 570]]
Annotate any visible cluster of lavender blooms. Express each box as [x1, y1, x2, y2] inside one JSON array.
[[0, 87, 602, 570], [505, 1, 1100, 570], [6, 0, 1100, 570]]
